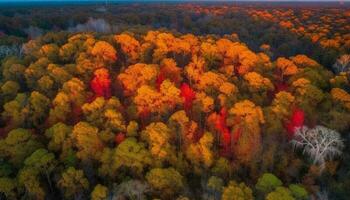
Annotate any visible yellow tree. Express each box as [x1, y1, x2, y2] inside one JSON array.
[[185, 132, 215, 173], [117, 63, 158, 96], [141, 122, 176, 164], [71, 122, 103, 161], [115, 33, 140, 63], [276, 57, 298, 80], [331, 88, 350, 110], [91, 41, 117, 66]]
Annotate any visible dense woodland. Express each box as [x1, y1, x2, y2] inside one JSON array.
[[0, 2, 350, 200]]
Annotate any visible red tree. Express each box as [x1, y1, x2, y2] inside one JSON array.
[[115, 132, 126, 144], [90, 68, 111, 99], [180, 83, 196, 113], [285, 108, 305, 139], [214, 108, 232, 158]]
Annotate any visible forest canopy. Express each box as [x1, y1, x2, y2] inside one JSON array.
[[0, 2, 350, 200]]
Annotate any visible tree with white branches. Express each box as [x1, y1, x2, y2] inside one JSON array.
[[332, 54, 350, 74], [291, 125, 344, 171]]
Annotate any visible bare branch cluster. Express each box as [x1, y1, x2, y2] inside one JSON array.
[[291, 125, 344, 171]]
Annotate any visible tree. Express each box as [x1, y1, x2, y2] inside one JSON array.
[[27, 91, 50, 127], [291, 78, 324, 113], [24, 57, 50, 90], [115, 33, 140, 64], [159, 58, 182, 84], [186, 132, 214, 173], [1, 91, 50, 128], [255, 173, 283, 194], [207, 108, 231, 157], [290, 55, 320, 68], [285, 108, 305, 139], [276, 57, 298, 79], [17, 167, 45, 200], [91, 41, 117, 66], [168, 110, 199, 148], [24, 148, 56, 192], [221, 181, 254, 200], [45, 122, 72, 152], [243, 72, 274, 92], [146, 167, 184, 199], [91, 184, 108, 200], [39, 43, 59, 62], [266, 187, 295, 200], [330, 88, 350, 110], [228, 100, 264, 164], [185, 55, 206, 83], [243, 71, 274, 104], [196, 71, 226, 94], [90, 68, 111, 99], [49, 78, 87, 124], [236, 47, 259, 75], [1, 80, 20, 102], [180, 83, 196, 113], [205, 176, 224, 200], [71, 122, 103, 161], [2, 93, 27, 128], [271, 91, 295, 118], [1, 57, 26, 83], [288, 184, 308, 200], [134, 80, 182, 117], [141, 122, 175, 163], [82, 97, 126, 132], [291, 126, 344, 171], [0, 177, 16, 200], [98, 138, 152, 177], [57, 167, 89, 199], [0, 128, 42, 167], [117, 63, 158, 96]]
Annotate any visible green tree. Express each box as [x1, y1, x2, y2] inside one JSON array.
[[266, 187, 295, 200], [256, 173, 283, 194], [288, 184, 308, 200], [221, 181, 254, 200]]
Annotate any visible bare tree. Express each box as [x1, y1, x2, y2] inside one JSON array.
[[291, 126, 344, 171], [332, 54, 350, 74]]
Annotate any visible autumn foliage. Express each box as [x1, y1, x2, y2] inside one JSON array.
[[0, 22, 348, 200], [180, 83, 196, 113], [90, 68, 111, 99], [285, 108, 305, 139]]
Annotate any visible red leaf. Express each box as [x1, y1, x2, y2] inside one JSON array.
[[90, 68, 111, 99], [115, 133, 125, 144], [285, 108, 305, 139], [180, 83, 196, 113], [215, 108, 232, 158]]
